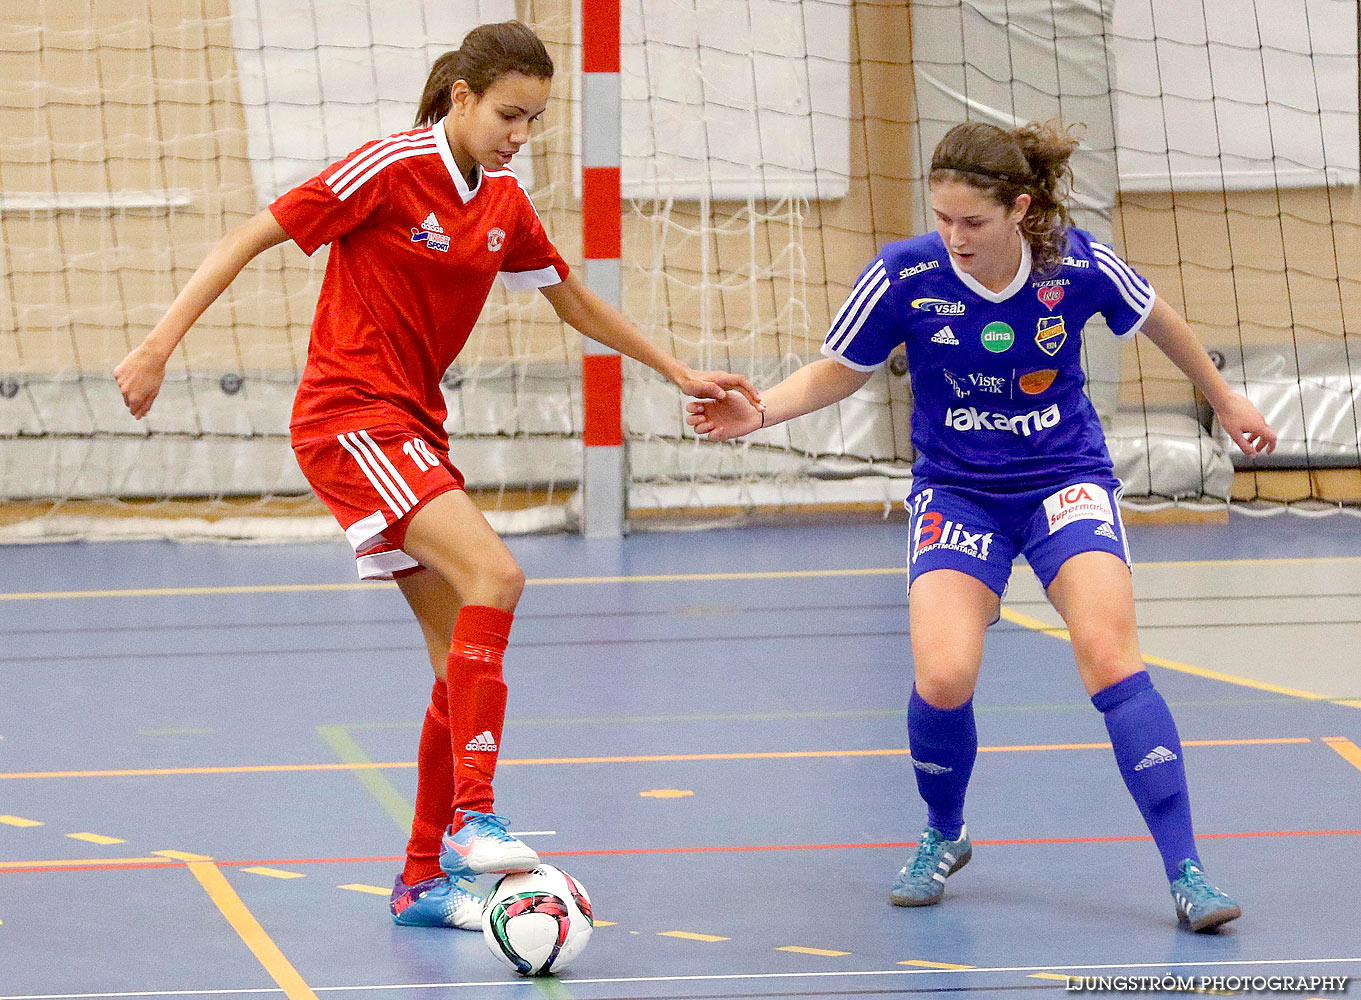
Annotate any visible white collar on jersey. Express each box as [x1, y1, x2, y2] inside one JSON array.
[[948, 234, 1032, 303], [433, 118, 482, 204]]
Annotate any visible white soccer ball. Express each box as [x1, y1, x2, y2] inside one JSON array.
[[481, 864, 593, 976]]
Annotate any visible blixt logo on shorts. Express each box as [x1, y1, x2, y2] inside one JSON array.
[[913, 511, 994, 562]]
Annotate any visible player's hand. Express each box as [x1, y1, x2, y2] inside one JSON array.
[[1216, 391, 1276, 456], [670, 367, 763, 411], [685, 392, 763, 441], [114, 343, 169, 419]]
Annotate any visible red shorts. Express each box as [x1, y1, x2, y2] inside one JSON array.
[[292, 423, 465, 580]]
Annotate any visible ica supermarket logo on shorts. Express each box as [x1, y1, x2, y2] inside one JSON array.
[[945, 403, 1060, 437], [1042, 482, 1115, 534], [411, 212, 450, 252], [912, 297, 966, 315], [980, 321, 1014, 353], [487, 227, 506, 252]]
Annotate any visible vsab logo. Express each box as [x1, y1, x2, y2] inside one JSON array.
[[911, 297, 966, 315]]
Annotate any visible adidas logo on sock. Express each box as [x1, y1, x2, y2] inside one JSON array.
[[1094, 522, 1118, 540], [911, 758, 953, 775], [421, 212, 445, 234], [464, 730, 498, 752], [931, 325, 959, 345], [1134, 745, 1178, 770]]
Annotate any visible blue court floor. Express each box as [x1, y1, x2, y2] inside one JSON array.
[[2, 513, 1360, 999]]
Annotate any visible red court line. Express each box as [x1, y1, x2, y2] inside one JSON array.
[[4, 829, 1360, 873]]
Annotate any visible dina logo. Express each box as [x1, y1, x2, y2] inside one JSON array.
[[980, 321, 1014, 353]]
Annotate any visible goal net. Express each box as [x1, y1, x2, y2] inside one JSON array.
[[1, 0, 1357, 541]]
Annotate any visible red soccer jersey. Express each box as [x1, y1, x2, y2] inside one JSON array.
[[271, 121, 569, 442]]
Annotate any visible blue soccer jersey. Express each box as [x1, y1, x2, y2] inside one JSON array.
[[821, 228, 1155, 489]]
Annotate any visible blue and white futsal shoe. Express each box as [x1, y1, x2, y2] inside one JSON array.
[[889, 825, 973, 906], [439, 809, 539, 880], [1170, 859, 1242, 931], [389, 874, 483, 929]]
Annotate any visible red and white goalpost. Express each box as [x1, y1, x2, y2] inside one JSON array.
[[580, 0, 626, 537]]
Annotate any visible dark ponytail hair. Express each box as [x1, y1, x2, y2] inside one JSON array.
[[929, 119, 1080, 275], [415, 21, 554, 127]]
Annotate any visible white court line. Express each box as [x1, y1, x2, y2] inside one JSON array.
[[6, 955, 1361, 999]]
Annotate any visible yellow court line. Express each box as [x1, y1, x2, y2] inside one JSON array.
[[1322, 737, 1361, 774], [65, 832, 124, 845], [659, 930, 730, 942], [241, 867, 305, 879], [338, 883, 389, 895], [187, 861, 319, 1000], [1030, 973, 1072, 981], [777, 945, 852, 957], [152, 850, 212, 861], [7, 554, 1359, 602], [0, 738, 1311, 781], [900, 959, 976, 969], [0, 857, 165, 869], [0, 816, 42, 827], [999, 607, 1353, 705]]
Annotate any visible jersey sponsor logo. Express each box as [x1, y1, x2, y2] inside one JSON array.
[[943, 370, 969, 399], [911, 296, 966, 315], [410, 228, 450, 252], [912, 510, 995, 562], [931, 325, 959, 345], [899, 259, 940, 279], [487, 226, 506, 252], [1036, 315, 1067, 355], [1062, 255, 1090, 269], [1043, 482, 1115, 533], [421, 212, 444, 234], [968, 373, 1006, 394], [1017, 369, 1058, 395], [1037, 284, 1065, 310], [945, 403, 1060, 437], [980, 321, 1014, 353]]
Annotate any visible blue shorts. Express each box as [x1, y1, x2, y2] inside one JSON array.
[[907, 475, 1131, 597]]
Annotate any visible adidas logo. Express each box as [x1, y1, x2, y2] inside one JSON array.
[[464, 730, 498, 752], [421, 212, 444, 234], [931, 325, 959, 345], [1134, 745, 1178, 771], [1094, 522, 1117, 540], [911, 758, 952, 775]]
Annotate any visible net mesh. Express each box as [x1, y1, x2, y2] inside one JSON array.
[[1, 0, 1358, 541]]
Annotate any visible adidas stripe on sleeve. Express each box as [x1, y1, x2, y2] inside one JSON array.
[[1090, 241, 1156, 336], [820, 258, 897, 371]]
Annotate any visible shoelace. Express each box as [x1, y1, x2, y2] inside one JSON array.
[[907, 831, 946, 878], [1178, 865, 1222, 904], [464, 810, 516, 841]]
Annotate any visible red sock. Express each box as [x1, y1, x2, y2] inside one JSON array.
[[446, 605, 512, 827], [402, 679, 454, 886]]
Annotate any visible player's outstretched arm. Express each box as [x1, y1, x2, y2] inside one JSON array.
[[686, 358, 872, 441], [115, 210, 290, 419], [539, 273, 761, 408], [1139, 296, 1277, 456]]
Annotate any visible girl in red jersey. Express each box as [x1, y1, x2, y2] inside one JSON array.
[[115, 20, 760, 930]]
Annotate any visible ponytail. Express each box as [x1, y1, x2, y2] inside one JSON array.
[[415, 20, 553, 127], [929, 119, 1081, 274]]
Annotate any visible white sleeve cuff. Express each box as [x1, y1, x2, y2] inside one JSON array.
[[499, 265, 564, 292], [819, 343, 881, 372]]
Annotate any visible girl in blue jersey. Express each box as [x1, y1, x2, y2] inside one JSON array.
[[687, 120, 1275, 932]]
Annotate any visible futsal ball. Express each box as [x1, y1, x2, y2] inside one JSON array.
[[481, 865, 593, 976]]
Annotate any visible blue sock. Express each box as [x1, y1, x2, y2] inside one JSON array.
[[907, 686, 977, 839], [1092, 671, 1198, 881]]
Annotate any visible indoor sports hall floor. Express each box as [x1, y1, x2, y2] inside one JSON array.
[[3, 512, 1361, 1000]]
